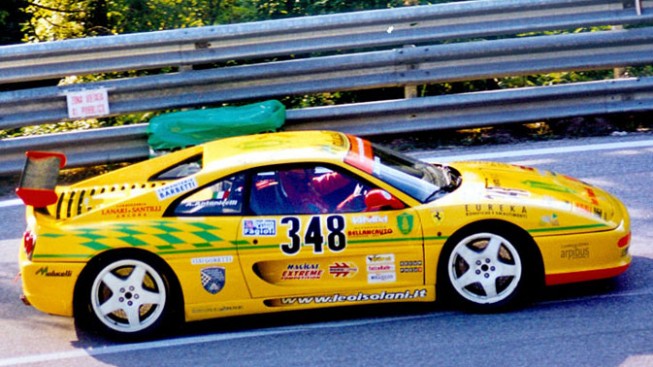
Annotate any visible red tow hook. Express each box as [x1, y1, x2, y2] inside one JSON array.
[[15, 273, 31, 306], [20, 294, 31, 306]]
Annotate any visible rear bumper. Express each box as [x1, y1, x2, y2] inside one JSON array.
[[19, 251, 84, 317]]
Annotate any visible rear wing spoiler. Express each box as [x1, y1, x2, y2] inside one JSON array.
[[15, 151, 67, 208]]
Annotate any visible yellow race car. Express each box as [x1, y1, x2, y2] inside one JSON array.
[[16, 131, 631, 339]]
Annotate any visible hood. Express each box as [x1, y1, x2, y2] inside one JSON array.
[[449, 161, 627, 230]]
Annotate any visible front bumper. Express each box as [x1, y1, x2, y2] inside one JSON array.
[[538, 219, 631, 286]]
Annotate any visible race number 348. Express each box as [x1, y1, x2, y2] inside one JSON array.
[[281, 215, 346, 255]]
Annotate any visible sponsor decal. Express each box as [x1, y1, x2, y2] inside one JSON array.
[[278, 289, 428, 305], [367, 254, 395, 264], [397, 213, 415, 235], [200, 267, 226, 295], [35, 267, 72, 277], [347, 228, 393, 237], [156, 177, 198, 201], [485, 187, 530, 199], [593, 207, 605, 219], [368, 264, 395, 272], [366, 253, 396, 284], [369, 272, 397, 283], [561, 243, 590, 260], [349, 215, 391, 237], [351, 215, 388, 225], [540, 213, 560, 226], [586, 188, 599, 205], [521, 180, 576, 194], [400, 260, 422, 266], [191, 305, 243, 314], [101, 202, 162, 218], [575, 202, 591, 213], [329, 262, 358, 278], [485, 176, 502, 188], [243, 219, 277, 236], [464, 204, 527, 218], [281, 263, 323, 280], [574, 202, 612, 220], [399, 260, 423, 273], [191, 255, 234, 265]]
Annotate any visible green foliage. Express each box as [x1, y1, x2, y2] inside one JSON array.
[[21, 0, 259, 41], [252, 0, 406, 18], [111, 0, 258, 33]]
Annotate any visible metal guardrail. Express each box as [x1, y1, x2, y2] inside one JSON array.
[[2, 0, 651, 85], [2, 76, 651, 175], [1, 0, 653, 176], [3, 26, 653, 130]]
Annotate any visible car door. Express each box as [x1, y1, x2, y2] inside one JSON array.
[[236, 164, 425, 299], [166, 173, 252, 316]]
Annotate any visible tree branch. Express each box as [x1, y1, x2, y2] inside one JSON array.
[[26, 0, 86, 13]]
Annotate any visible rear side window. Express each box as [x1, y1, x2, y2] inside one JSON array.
[[150, 154, 203, 181]]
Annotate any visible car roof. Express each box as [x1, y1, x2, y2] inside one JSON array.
[[201, 130, 351, 169]]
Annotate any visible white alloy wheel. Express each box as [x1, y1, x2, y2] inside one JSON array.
[[447, 232, 523, 306], [90, 259, 167, 334]]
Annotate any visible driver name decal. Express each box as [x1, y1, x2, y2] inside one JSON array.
[[156, 177, 198, 201]]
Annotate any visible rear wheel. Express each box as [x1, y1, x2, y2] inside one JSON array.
[[75, 253, 179, 339], [439, 228, 538, 311]]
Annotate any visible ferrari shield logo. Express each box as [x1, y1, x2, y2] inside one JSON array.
[[200, 267, 226, 295], [397, 213, 414, 235]]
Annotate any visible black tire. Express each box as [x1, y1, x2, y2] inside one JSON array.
[[74, 251, 181, 340], [438, 223, 541, 312]]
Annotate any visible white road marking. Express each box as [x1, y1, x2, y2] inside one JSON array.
[[0, 198, 22, 208], [1, 284, 651, 366], [426, 138, 653, 162], [0, 314, 433, 366]]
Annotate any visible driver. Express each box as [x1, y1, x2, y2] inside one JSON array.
[[278, 168, 363, 214]]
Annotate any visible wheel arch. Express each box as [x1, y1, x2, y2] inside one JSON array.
[[437, 219, 546, 308], [72, 248, 185, 325]]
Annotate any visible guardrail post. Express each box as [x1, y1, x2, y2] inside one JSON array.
[[612, 25, 627, 79], [402, 0, 419, 99], [403, 45, 418, 99]]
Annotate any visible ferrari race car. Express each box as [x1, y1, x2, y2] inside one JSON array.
[[16, 131, 631, 339]]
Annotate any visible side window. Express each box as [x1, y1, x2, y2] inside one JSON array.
[[151, 155, 202, 181], [249, 165, 370, 215], [173, 174, 244, 216]]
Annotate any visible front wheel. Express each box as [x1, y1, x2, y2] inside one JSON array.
[[439, 230, 536, 311], [75, 254, 178, 339]]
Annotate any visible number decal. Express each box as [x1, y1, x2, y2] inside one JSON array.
[[280, 215, 347, 255], [280, 217, 301, 255], [305, 216, 325, 253], [327, 215, 346, 252]]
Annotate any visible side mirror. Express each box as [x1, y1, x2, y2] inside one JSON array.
[[364, 189, 405, 211]]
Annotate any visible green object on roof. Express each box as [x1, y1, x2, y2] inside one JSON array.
[[147, 100, 286, 150]]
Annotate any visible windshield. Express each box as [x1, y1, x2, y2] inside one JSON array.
[[345, 136, 458, 202]]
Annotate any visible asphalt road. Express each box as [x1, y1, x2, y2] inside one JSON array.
[[0, 133, 652, 367]]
